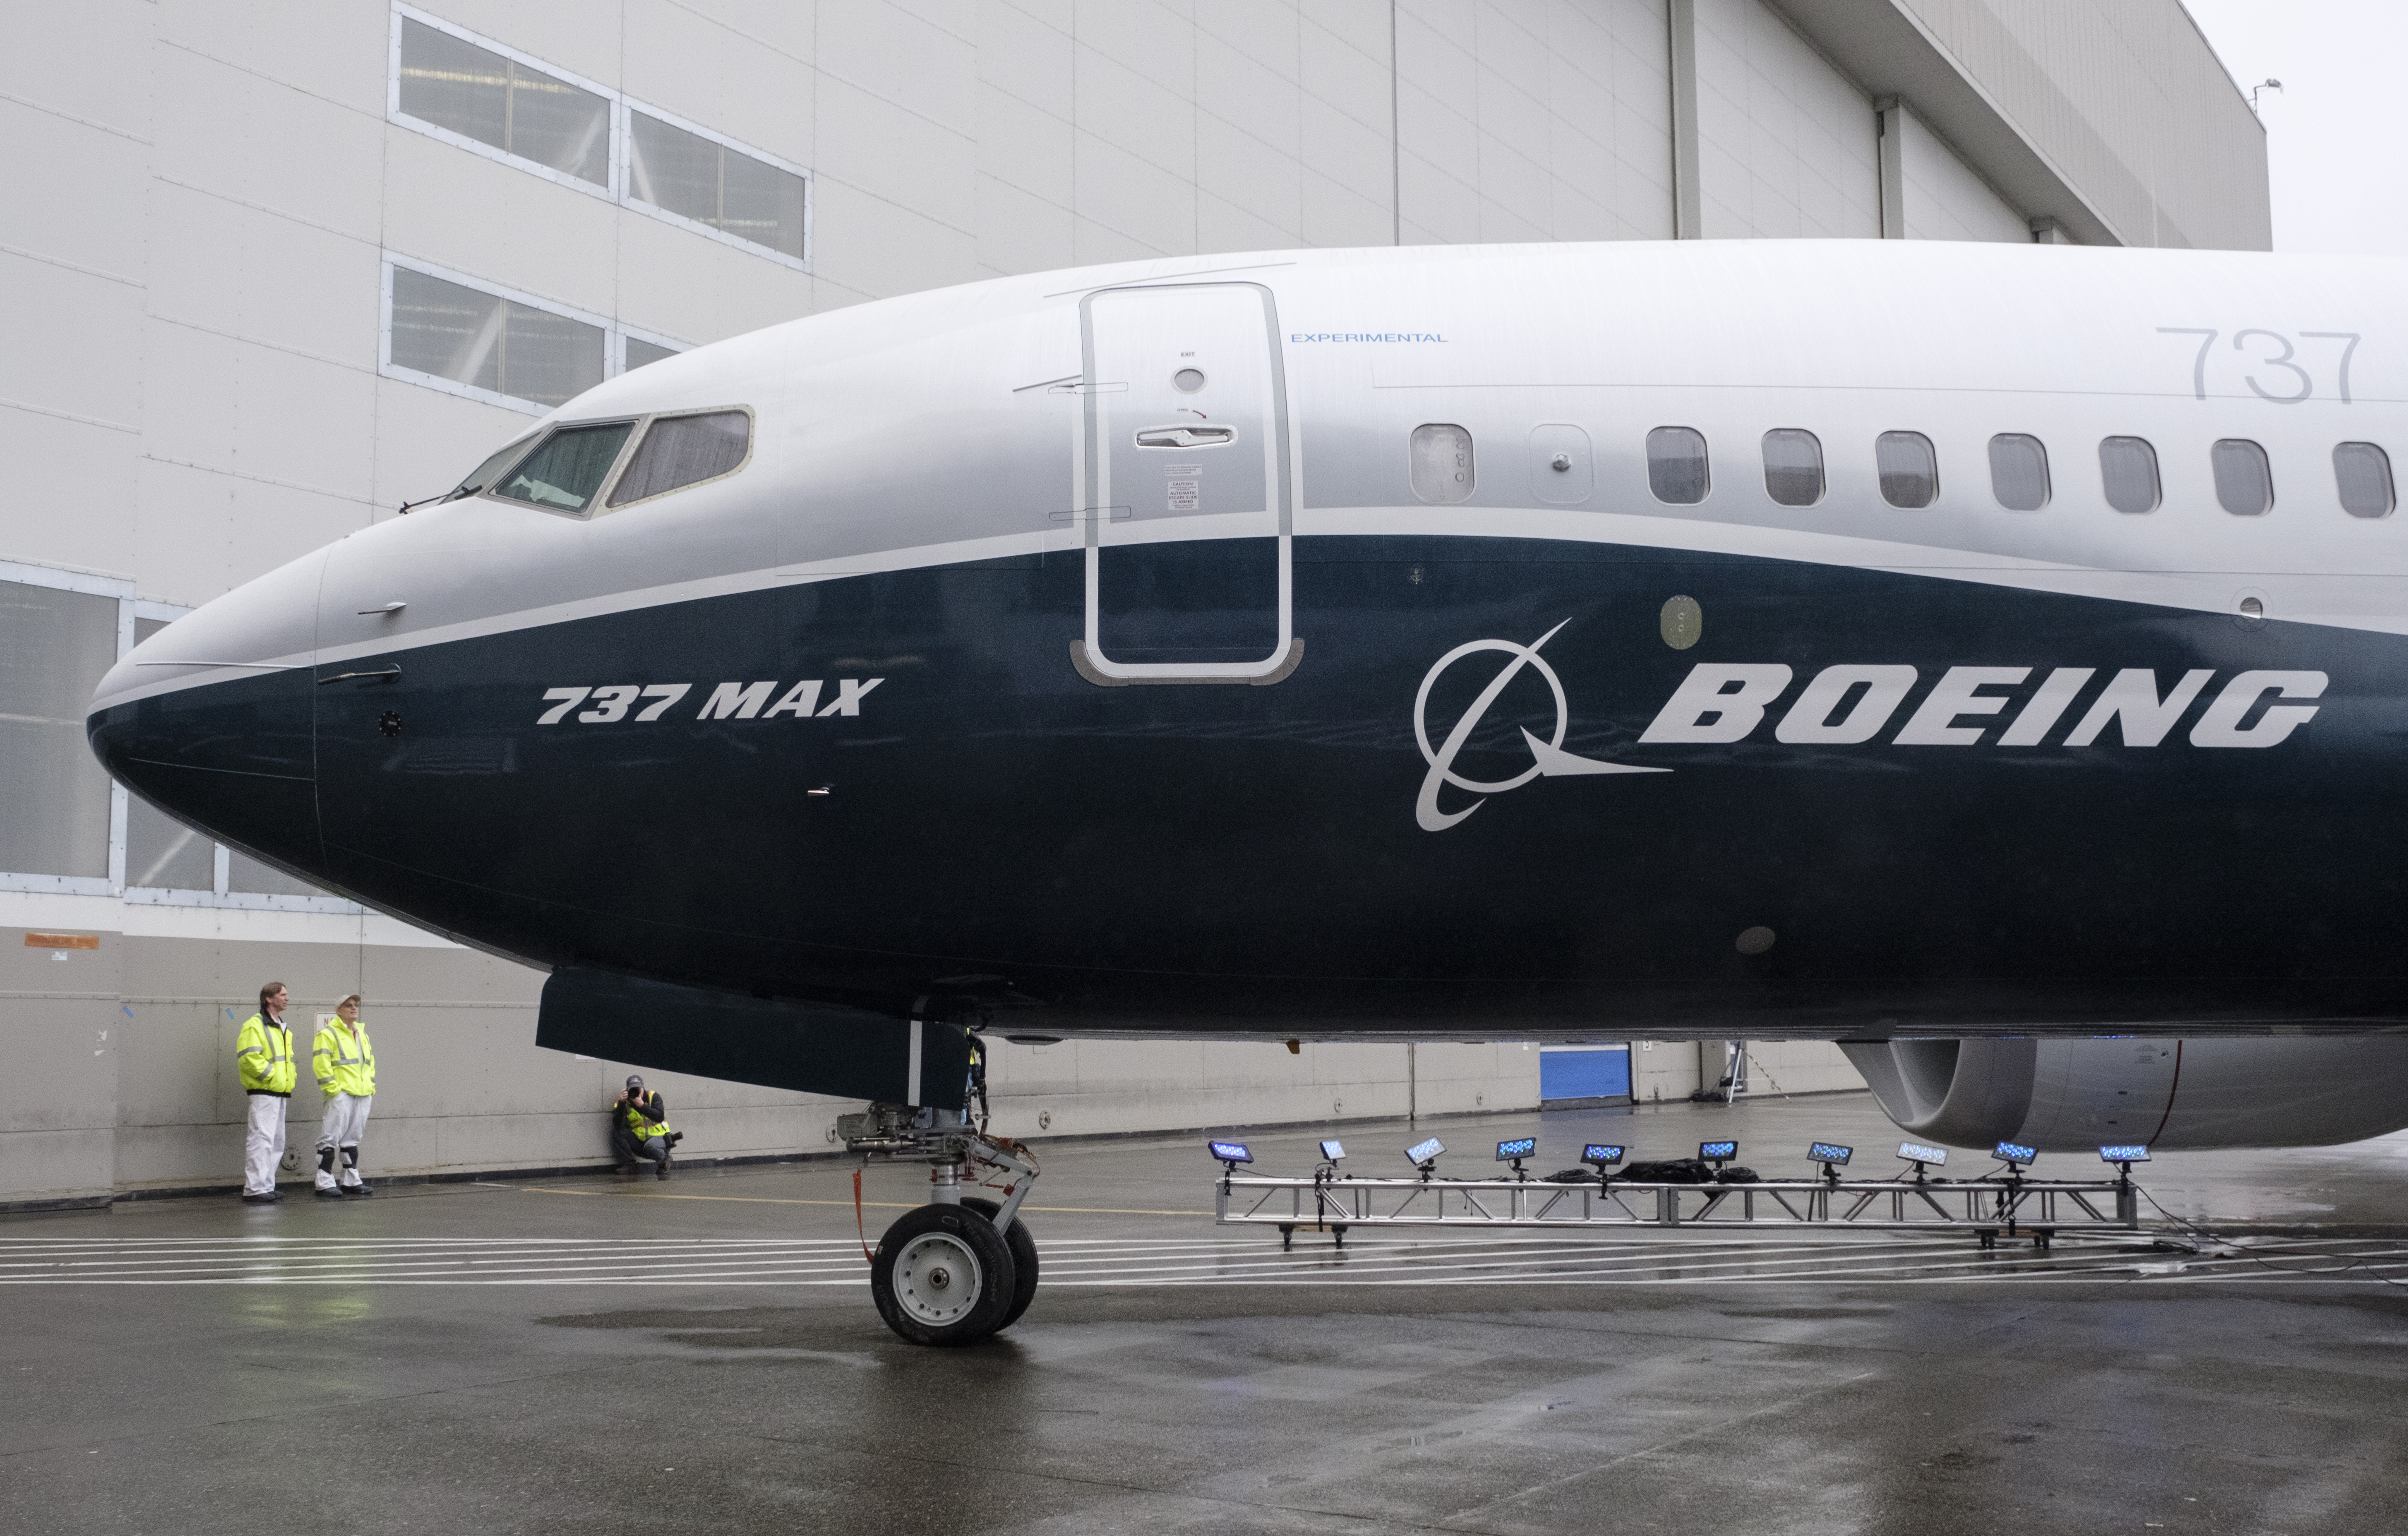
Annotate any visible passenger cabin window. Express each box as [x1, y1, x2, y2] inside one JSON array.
[[396, 18, 610, 186], [1409, 424, 1475, 504], [1647, 427, 1709, 505], [2211, 439, 2273, 516], [2099, 436, 2161, 514], [608, 411, 752, 508], [446, 435, 536, 502], [1875, 432, 1938, 509], [1987, 434, 2050, 511], [2334, 442, 2395, 518], [494, 422, 635, 514], [1760, 429, 1823, 507]]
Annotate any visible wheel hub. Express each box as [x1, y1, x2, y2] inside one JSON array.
[[894, 1232, 982, 1325]]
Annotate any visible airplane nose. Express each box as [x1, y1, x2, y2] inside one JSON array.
[[86, 551, 328, 880]]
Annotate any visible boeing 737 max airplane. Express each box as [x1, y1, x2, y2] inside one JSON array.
[[85, 239, 2408, 1339]]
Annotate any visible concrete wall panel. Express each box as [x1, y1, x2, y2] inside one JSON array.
[[814, 75, 974, 233], [0, 934, 121, 1203], [368, 378, 534, 516], [380, 132, 623, 320], [627, 4, 820, 165], [0, 99, 150, 282], [0, 409, 138, 579], [147, 183, 383, 370], [609, 211, 815, 345], [1898, 107, 2027, 244], [976, 80, 1076, 214], [156, 0, 391, 116], [0, 0, 155, 141], [149, 46, 385, 245], [1693, 0, 1878, 241], [1199, 111, 1303, 238], [673, 0, 821, 67]]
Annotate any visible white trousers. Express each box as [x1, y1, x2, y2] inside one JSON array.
[[243, 1093, 288, 1195], [315, 1092, 373, 1188]]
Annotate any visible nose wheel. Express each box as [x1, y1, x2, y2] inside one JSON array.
[[872, 1206, 1017, 1345]]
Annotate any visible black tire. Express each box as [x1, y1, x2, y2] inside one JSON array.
[[870, 1203, 1017, 1346], [960, 1196, 1039, 1331]]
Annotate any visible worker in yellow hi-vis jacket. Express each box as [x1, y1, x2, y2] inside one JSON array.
[[311, 994, 377, 1199], [235, 982, 297, 1204], [611, 1076, 681, 1178]]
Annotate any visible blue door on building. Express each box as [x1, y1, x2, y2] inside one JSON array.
[[1540, 1045, 1631, 1103]]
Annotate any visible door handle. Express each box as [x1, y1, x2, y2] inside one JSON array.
[[1135, 425, 1235, 449], [357, 602, 406, 617]]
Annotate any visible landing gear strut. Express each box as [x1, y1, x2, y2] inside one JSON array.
[[841, 1103, 1041, 1346]]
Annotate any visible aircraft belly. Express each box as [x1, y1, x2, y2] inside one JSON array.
[[218, 532, 2408, 1033]]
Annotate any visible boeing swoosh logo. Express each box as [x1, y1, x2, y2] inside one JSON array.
[[1413, 620, 1668, 832]]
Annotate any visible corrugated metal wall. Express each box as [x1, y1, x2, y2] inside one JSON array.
[[1896, 0, 2270, 250]]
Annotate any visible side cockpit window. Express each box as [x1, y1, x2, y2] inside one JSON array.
[[446, 435, 537, 502], [606, 410, 753, 508], [494, 421, 635, 513]]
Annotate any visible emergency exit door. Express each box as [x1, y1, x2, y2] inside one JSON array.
[[1075, 283, 1297, 682]]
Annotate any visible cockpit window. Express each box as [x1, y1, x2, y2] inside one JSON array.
[[607, 410, 752, 508], [446, 434, 536, 502], [494, 421, 635, 513]]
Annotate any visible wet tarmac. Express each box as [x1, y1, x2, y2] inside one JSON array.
[[7, 1091, 2408, 1535]]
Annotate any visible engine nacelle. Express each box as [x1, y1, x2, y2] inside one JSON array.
[[1840, 1038, 2408, 1152]]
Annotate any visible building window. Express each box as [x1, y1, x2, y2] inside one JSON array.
[[623, 335, 682, 372], [0, 576, 360, 910], [1760, 429, 1823, 507], [1408, 425, 1475, 504], [388, 265, 603, 410], [2211, 439, 2274, 516], [1987, 434, 2050, 511], [1646, 427, 1710, 505], [0, 577, 118, 882], [125, 794, 213, 890], [629, 111, 808, 260], [380, 260, 691, 414], [388, 6, 812, 270], [227, 849, 321, 898], [121, 614, 216, 892], [2334, 442, 2395, 519], [1875, 432, 1939, 509], [396, 16, 608, 186], [2099, 436, 2161, 514]]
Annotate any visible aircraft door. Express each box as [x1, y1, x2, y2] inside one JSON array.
[[1075, 283, 1296, 682]]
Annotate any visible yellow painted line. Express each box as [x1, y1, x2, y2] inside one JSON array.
[[511, 1185, 1210, 1216]]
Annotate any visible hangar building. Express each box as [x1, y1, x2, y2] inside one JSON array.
[[0, 0, 2269, 1206]]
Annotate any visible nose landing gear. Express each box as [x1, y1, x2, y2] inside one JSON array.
[[842, 1103, 1042, 1346]]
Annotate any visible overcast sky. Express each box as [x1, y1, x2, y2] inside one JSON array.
[[2182, 0, 2408, 256]]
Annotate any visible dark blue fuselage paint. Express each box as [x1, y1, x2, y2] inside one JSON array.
[[88, 536, 2408, 1037]]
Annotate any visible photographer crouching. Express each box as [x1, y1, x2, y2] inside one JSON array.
[[610, 1075, 682, 1179]]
